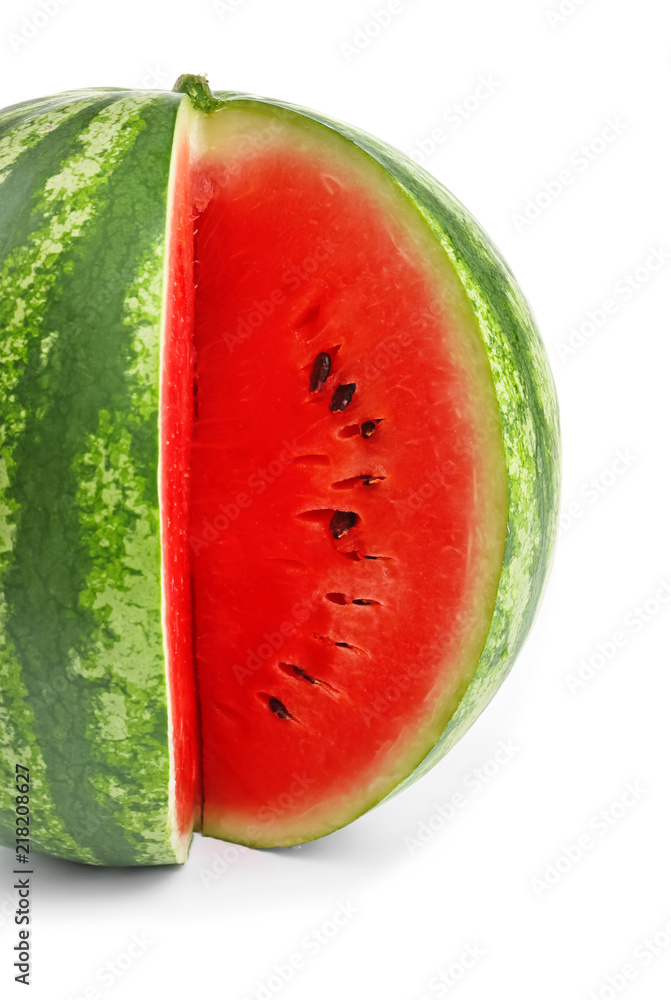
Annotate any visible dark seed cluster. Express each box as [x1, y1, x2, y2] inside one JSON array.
[[264, 343, 391, 722]]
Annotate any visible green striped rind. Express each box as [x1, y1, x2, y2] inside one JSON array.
[[388, 174, 560, 788], [0, 88, 184, 864], [213, 91, 560, 793]]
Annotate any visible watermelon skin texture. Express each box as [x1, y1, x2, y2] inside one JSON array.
[[0, 88, 186, 865], [0, 80, 560, 865], [210, 92, 560, 800]]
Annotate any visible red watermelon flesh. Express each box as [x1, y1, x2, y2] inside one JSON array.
[[161, 132, 200, 840], [172, 105, 508, 846]]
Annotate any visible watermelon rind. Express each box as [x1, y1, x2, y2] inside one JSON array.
[[0, 87, 190, 865]]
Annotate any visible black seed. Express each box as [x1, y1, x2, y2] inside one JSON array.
[[352, 599, 373, 605], [268, 696, 293, 720], [329, 510, 358, 539], [292, 665, 318, 684], [309, 352, 331, 392], [360, 420, 377, 438], [330, 383, 356, 412]]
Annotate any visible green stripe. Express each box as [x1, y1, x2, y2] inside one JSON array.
[[0, 91, 182, 864], [0, 571, 95, 863], [0, 89, 127, 132]]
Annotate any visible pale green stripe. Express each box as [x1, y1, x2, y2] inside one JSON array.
[[71, 246, 173, 863], [0, 95, 105, 183]]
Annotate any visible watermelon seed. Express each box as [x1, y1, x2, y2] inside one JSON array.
[[360, 420, 379, 438], [325, 592, 381, 606], [291, 665, 318, 683], [330, 383, 356, 412], [268, 696, 294, 720], [279, 663, 340, 694], [331, 474, 385, 489], [309, 352, 332, 392], [313, 634, 369, 657], [329, 510, 359, 538]]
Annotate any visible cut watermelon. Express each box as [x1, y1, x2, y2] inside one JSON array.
[[182, 102, 509, 846], [0, 76, 559, 864]]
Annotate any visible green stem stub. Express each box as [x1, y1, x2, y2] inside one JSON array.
[[172, 74, 226, 113]]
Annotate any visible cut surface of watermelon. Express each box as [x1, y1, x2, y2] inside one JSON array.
[[176, 103, 509, 846]]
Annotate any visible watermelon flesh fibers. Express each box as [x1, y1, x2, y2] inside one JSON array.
[[168, 103, 509, 846]]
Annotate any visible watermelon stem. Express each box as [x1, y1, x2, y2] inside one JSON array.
[[172, 74, 226, 113]]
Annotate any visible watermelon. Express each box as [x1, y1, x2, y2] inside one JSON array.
[[0, 75, 559, 865]]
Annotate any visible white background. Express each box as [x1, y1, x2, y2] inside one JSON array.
[[1, 1, 670, 998]]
